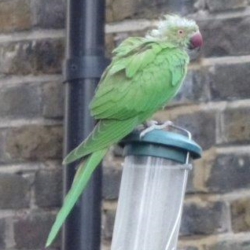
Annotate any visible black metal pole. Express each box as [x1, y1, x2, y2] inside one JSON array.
[[63, 0, 108, 250]]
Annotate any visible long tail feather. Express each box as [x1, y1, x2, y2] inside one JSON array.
[[46, 148, 108, 247]]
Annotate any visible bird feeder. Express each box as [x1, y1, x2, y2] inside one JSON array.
[[110, 125, 202, 250]]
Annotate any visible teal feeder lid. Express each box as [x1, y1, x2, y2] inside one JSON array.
[[121, 129, 202, 164]]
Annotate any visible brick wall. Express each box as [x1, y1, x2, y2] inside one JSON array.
[[0, 0, 249, 250]]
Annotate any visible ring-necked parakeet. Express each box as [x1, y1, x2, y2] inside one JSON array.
[[46, 15, 203, 247]]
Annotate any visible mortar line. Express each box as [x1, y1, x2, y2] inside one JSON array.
[[0, 118, 63, 128], [0, 160, 62, 173], [0, 75, 62, 88]]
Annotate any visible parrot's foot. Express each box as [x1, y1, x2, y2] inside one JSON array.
[[143, 120, 158, 128], [140, 120, 174, 138], [136, 120, 158, 131]]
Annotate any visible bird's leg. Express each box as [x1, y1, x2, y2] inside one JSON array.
[[135, 124, 145, 131], [140, 120, 174, 138], [136, 120, 158, 131], [143, 120, 158, 128]]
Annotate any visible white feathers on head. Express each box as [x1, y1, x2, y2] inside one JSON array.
[[146, 15, 197, 39]]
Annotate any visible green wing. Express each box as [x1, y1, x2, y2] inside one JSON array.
[[64, 38, 189, 165], [90, 39, 188, 120]]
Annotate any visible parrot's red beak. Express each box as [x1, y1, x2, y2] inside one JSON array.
[[189, 32, 203, 49]]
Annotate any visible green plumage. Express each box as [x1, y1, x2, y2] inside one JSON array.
[[46, 14, 200, 247], [63, 39, 188, 165], [46, 149, 107, 247]]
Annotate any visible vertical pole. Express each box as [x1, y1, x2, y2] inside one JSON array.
[[63, 0, 108, 250]]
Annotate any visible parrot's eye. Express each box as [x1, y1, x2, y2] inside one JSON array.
[[178, 30, 184, 35]]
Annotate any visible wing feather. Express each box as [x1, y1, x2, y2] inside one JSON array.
[[90, 40, 188, 121], [63, 117, 140, 164]]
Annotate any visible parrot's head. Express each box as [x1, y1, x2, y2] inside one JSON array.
[[146, 15, 203, 51]]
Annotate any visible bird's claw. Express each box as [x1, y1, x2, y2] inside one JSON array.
[[143, 120, 158, 127], [139, 120, 174, 138], [136, 120, 158, 131]]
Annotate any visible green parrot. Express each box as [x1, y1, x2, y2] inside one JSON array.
[[46, 14, 203, 247]]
